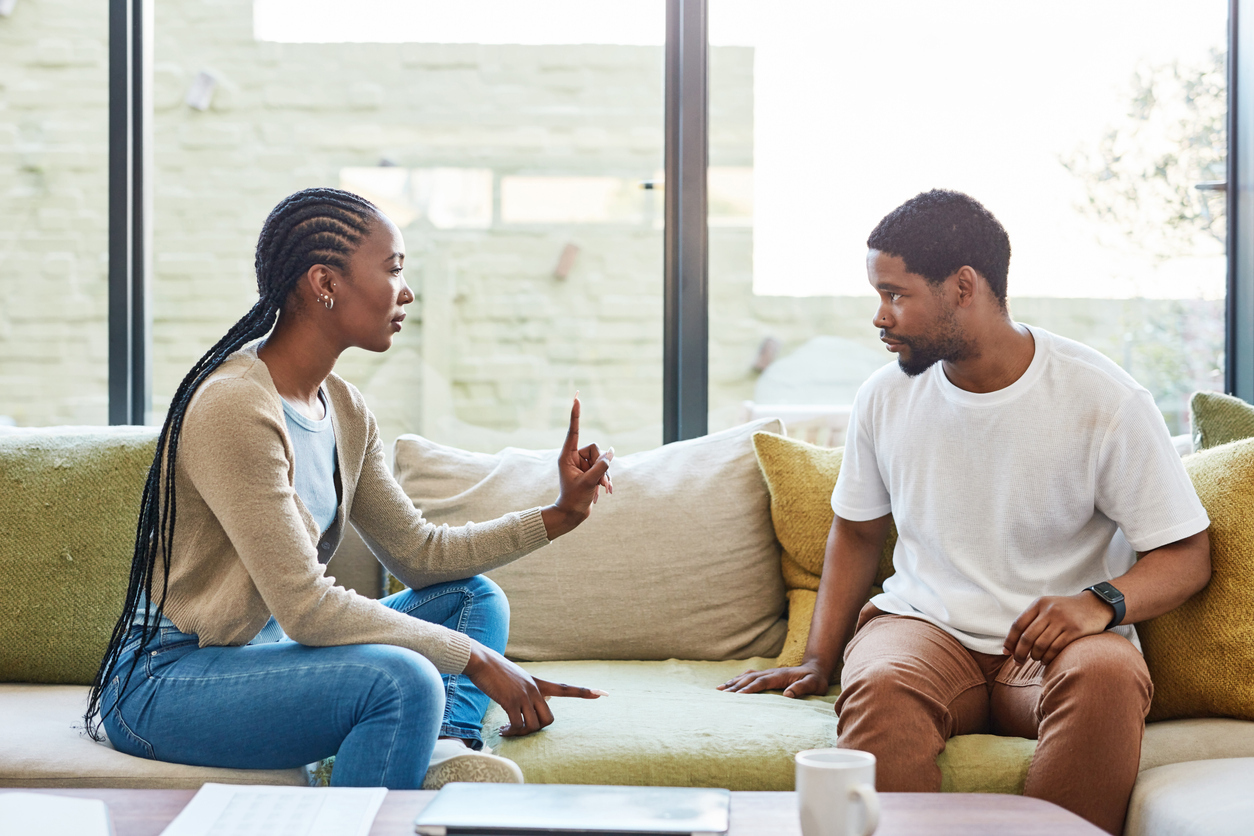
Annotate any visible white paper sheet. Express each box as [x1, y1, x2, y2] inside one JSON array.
[[158, 783, 387, 836], [0, 792, 113, 836]]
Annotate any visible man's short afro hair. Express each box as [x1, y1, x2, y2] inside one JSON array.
[[867, 189, 1011, 306]]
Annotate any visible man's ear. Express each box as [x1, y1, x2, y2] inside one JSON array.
[[953, 266, 979, 308]]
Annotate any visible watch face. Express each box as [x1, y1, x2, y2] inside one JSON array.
[[1091, 582, 1123, 603]]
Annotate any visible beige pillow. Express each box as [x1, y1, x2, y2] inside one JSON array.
[[391, 419, 788, 662]]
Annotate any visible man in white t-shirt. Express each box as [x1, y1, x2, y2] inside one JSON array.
[[720, 190, 1212, 834]]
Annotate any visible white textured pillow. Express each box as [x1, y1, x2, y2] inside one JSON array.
[[392, 419, 788, 662]]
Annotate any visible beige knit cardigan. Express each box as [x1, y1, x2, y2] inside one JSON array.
[[155, 346, 550, 674]]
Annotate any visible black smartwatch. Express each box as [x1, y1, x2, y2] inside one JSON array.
[[1085, 581, 1126, 629]]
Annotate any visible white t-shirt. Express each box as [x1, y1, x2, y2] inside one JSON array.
[[831, 324, 1209, 655]]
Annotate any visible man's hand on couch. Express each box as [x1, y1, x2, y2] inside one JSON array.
[[717, 662, 832, 699]]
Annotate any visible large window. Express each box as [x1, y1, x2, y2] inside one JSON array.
[[146, 0, 666, 452], [709, 0, 1228, 436], [0, 0, 110, 426], [6, 1, 1245, 442]]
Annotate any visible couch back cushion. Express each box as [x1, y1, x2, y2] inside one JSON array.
[[751, 432, 895, 667], [1139, 436, 1254, 721], [0, 427, 158, 684], [391, 419, 788, 662]]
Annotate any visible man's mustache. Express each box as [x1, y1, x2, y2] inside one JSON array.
[[880, 329, 911, 344]]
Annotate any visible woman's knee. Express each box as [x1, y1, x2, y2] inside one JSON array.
[[453, 575, 509, 656], [467, 575, 510, 626], [354, 645, 446, 722]]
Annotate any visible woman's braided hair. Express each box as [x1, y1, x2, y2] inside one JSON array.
[[85, 188, 380, 740]]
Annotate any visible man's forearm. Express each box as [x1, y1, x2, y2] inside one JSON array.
[[1111, 529, 1211, 624], [801, 514, 891, 679]]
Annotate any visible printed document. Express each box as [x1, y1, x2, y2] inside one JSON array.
[[158, 783, 386, 836], [0, 792, 112, 836]]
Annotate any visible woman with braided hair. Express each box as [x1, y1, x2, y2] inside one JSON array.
[[85, 187, 614, 789]]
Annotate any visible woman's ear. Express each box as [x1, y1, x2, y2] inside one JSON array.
[[299, 264, 338, 310]]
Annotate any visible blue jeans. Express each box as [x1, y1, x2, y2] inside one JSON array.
[[100, 576, 509, 789]]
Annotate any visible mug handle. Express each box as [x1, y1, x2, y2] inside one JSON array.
[[848, 783, 880, 836]]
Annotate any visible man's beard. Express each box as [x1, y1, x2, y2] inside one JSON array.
[[885, 309, 973, 377]]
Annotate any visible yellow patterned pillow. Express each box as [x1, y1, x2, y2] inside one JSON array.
[[1140, 437, 1254, 721], [752, 432, 896, 667], [1190, 390, 1254, 450]]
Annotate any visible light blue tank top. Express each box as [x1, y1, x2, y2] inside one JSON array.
[[280, 391, 339, 537], [133, 390, 340, 645]]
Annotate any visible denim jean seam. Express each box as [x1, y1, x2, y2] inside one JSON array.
[[393, 584, 474, 614], [368, 665, 407, 785], [441, 590, 475, 739], [151, 660, 417, 684], [106, 676, 156, 759]]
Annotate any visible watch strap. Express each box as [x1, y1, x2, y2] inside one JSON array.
[[1106, 597, 1126, 630]]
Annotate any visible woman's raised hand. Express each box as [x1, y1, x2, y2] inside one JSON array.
[[540, 394, 613, 540], [464, 643, 607, 737]]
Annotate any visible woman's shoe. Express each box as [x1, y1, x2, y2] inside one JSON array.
[[422, 738, 524, 789]]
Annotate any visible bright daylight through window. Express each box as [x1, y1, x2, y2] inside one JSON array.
[[0, 0, 1229, 445], [706, 0, 1227, 438], [257, 0, 1229, 443]]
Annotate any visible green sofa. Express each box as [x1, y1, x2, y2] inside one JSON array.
[[3, 423, 1254, 835]]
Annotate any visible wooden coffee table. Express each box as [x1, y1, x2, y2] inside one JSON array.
[[2, 788, 1104, 835]]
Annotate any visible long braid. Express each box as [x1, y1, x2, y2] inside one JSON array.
[[85, 188, 380, 740]]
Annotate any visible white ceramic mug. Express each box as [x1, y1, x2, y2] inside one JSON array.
[[795, 748, 880, 836]]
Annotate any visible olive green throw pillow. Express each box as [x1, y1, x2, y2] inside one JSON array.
[[1139, 437, 1254, 722], [751, 432, 895, 668], [0, 427, 157, 684], [1190, 390, 1254, 451]]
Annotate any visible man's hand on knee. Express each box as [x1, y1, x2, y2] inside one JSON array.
[[717, 663, 831, 698], [1003, 593, 1114, 665]]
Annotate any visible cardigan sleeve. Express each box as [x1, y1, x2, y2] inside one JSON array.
[[179, 375, 480, 673], [347, 405, 551, 594]]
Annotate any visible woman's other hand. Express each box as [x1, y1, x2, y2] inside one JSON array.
[[541, 394, 613, 540], [464, 644, 607, 737]]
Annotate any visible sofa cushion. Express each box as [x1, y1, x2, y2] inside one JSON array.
[[0, 684, 306, 788], [484, 660, 1254, 792], [750, 432, 895, 667], [1138, 717, 1254, 771], [0, 427, 158, 685], [485, 658, 840, 790], [390, 420, 788, 662], [1125, 757, 1254, 836], [1139, 437, 1254, 721], [1190, 390, 1254, 451]]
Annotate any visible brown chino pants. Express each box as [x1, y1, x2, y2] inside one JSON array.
[[835, 605, 1153, 835]]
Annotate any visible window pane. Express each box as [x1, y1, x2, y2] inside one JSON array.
[[709, 0, 1227, 438], [0, 0, 109, 426], [152, 1, 665, 452]]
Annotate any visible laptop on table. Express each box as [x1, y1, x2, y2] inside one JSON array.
[[413, 784, 731, 836]]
